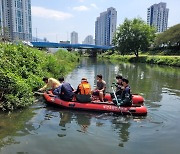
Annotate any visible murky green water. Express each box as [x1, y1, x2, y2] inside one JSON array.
[[0, 58, 180, 154]]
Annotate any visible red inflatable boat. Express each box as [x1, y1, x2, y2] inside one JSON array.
[[43, 92, 147, 116], [104, 93, 144, 105]]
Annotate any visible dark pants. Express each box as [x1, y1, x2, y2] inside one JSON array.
[[60, 94, 74, 101]]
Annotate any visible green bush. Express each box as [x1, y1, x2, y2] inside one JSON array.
[[0, 43, 79, 111]]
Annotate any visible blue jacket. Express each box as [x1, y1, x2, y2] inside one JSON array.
[[120, 85, 132, 106], [54, 82, 74, 101]]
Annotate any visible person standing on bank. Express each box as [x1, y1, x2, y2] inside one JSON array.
[[38, 77, 61, 94], [92, 74, 106, 102], [54, 77, 74, 101]]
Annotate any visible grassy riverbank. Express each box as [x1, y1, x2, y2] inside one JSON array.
[[99, 53, 180, 67], [0, 43, 79, 111]]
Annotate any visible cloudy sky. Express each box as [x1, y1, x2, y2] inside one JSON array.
[[31, 0, 180, 43]]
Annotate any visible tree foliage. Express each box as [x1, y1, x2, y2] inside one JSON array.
[[154, 24, 180, 48], [113, 18, 156, 57]]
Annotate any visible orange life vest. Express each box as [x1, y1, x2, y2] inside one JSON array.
[[78, 82, 91, 95]]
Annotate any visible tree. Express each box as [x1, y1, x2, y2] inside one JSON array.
[[113, 18, 156, 57], [154, 24, 180, 48]]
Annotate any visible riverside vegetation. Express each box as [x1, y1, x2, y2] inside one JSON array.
[[99, 18, 180, 67], [0, 43, 79, 111], [100, 53, 180, 67]]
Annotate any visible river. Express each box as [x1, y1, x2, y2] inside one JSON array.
[[0, 58, 180, 154]]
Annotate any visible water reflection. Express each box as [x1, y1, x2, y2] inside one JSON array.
[[58, 109, 133, 146], [59, 110, 91, 133], [0, 108, 36, 148], [0, 58, 180, 154], [111, 116, 131, 147], [67, 58, 180, 104], [75, 113, 91, 133], [59, 110, 73, 127], [66, 57, 180, 112], [105, 61, 179, 104]]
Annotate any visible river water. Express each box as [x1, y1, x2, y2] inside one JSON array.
[[0, 58, 180, 154]]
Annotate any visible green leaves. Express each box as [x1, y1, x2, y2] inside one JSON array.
[[154, 24, 180, 47], [0, 43, 79, 111], [113, 18, 156, 57]]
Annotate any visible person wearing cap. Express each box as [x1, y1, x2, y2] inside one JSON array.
[[74, 77, 92, 103], [38, 77, 61, 94], [54, 77, 74, 101], [92, 74, 106, 102], [117, 78, 132, 107], [75, 77, 91, 95]]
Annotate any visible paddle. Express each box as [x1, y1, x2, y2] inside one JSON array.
[[34, 91, 44, 95], [111, 85, 120, 107], [111, 84, 126, 115], [34, 91, 54, 97]]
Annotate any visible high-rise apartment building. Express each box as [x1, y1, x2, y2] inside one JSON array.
[[82, 35, 94, 44], [95, 7, 117, 46], [147, 2, 169, 33], [0, 0, 32, 41], [71, 31, 78, 44]]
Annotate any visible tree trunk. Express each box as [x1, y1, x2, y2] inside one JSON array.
[[134, 50, 139, 58]]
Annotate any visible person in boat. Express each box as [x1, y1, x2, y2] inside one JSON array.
[[75, 77, 91, 95], [74, 77, 92, 102], [92, 74, 106, 102], [114, 78, 132, 107], [115, 75, 123, 96], [54, 77, 74, 101], [111, 75, 123, 99], [38, 77, 61, 94]]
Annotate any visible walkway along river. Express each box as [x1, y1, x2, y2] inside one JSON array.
[[0, 58, 180, 154]]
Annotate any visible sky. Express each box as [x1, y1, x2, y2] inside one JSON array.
[[31, 0, 180, 43]]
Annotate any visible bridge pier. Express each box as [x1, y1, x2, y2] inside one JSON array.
[[83, 49, 107, 57], [91, 49, 97, 57]]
